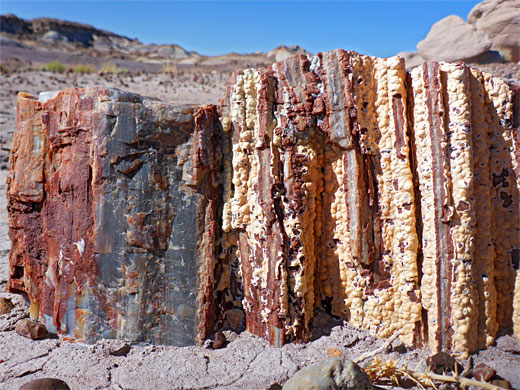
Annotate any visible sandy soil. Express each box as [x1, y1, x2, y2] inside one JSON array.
[[1, 297, 519, 390], [1, 67, 520, 390]]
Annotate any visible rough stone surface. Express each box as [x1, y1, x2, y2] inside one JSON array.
[[0, 292, 29, 332], [1, 320, 520, 390], [282, 357, 372, 390], [468, 0, 520, 61], [417, 15, 493, 62], [7, 87, 232, 346], [19, 378, 70, 390], [15, 318, 48, 339]]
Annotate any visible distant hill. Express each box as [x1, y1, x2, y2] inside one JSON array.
[[0, 14, 310, 71]]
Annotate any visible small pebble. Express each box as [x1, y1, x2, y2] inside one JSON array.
[[472, 363, 496, 382], [426, 352, 462, 374], [109, 343, 131, 357], [213, 331, 226, 349], [19, 378, 70, 390], [15, 318, 47, 340], [0, 297, 14, 315], [327, 348, 342, 357]]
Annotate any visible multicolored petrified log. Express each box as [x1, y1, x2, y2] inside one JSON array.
[[6, 50, 520, 357], [7, 87, 239, 345]]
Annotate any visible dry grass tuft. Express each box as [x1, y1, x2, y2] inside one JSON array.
[[364, 357, 509, 390]]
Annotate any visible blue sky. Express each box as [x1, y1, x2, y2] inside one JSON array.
[[1, 1, 481, 57]]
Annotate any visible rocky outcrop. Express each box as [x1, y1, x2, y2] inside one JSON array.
[[7, 50, 520, 357], [401, 0, 519, 66], [7, 88, 236, 346], [0, 14, 197, 60], [416, 15, 495, 63], [468, 0, 520, 61]]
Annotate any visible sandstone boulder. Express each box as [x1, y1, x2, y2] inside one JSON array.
[[282, 358, 372, 390], [417, 15, 492, 62], [468, 0, 520, 61]]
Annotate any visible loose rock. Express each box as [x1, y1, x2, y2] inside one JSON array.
[[472, 363, 496, 381], [282, 357, 372, 390], [109, 343, 131, 357], [327, 348, 342, 357], [426, 352, 462, 375], [15, 318, 47, 339], [19, 378, 70, 390], [213, 331, 226, 349], [0, 297, 14, 315]]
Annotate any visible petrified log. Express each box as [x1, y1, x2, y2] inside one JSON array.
[[220, 51, 519, 356], [221, 51, 422, 347], [411, 62, 519, 355], [7, 87, 237, 345], [6, 50, 520, 357]]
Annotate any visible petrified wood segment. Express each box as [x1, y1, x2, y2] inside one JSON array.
[[411, 63, 519, 356], [7, 50, 520, 355], [7, 88, 229, 345], [222, 50, 422, 347]]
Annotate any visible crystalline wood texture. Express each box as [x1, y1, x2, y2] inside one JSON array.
[[7, 87, 229, 345], [411, 63, 520, 357], [221, 50, 422, 346]]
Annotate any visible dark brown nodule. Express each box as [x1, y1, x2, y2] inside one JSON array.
[[472, 363, 496, 382], [109, 343, 131, 357], [426, 352, 462, 375], [213, 331, 226, 349], [19, 378, 70, 390], [15, 319, 48, 340]]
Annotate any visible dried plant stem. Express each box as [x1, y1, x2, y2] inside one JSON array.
[[420, 372, 508, 390], [354, 332, 400, 364], [365, 357, 510, 390]]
